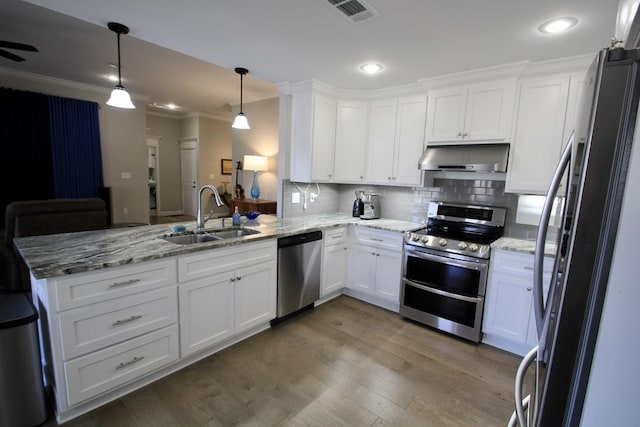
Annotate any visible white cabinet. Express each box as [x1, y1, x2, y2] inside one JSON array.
[[482, 249, 553, 355], [290, 82, 369, 183], [367, 94, 427, 186], [35, 258, 179, 413], [347, 227, 404, 311], [178, 240, 277, 357], [321, 227, 348, 297], [425, 79, 516, 144], [290, 87, 336, 182], [506, 71, 586, 194], [333, 100, 368, 183]]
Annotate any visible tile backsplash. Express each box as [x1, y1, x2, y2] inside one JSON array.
[[282, 178, 543, 239]]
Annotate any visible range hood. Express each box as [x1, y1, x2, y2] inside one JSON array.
[[418, 143, 510, 172]]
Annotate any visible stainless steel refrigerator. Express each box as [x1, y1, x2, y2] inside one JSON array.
[[510, 46, 640, 426]]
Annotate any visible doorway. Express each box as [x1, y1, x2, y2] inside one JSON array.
[[180, 138, 198, 217], [146, 136, 161, 217]]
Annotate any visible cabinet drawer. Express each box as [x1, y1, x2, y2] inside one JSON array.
[[64, 325, 179, 406], [59, 286, 178, 360], [323, 227, 348, 246], [352, 227, 403, 250], [178, 240, 276, 283], [491, 249, 553, 276], [53, 259, 177, 311]]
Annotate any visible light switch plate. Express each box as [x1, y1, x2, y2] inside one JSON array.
[[292, 192, 301, 204], [121, 172, 132, 179]]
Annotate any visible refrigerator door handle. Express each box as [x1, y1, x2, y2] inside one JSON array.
[[511, 345, 540, 427], [534, 131, 574, 338]]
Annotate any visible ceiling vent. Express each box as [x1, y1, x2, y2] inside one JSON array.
[[327, 0, 379, 23]]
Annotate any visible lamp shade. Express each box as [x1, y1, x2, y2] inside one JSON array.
[[106, 85, 135, 109], [232, 113, 250, 129], [243, 155, 268, 171]]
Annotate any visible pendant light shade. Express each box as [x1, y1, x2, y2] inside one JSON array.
[[106, 22, 135, 109], [232, 67, 250, 129]]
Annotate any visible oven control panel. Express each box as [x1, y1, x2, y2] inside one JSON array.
[[404, 232, 491, 259]]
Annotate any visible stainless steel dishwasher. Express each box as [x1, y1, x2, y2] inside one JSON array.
[[274, 230, 323, 323]]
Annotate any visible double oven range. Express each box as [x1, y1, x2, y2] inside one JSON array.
[[400, 202, 506, 342]]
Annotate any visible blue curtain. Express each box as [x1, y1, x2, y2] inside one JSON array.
[[48, 96, 103, 198]]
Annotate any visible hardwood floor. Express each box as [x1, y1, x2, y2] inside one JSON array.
[[46, 296, 523, 426]]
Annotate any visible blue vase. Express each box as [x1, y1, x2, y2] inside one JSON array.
[[250, 170, 260, 199]]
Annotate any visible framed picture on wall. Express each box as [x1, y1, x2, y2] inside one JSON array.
[[221, 159, 232, 175]]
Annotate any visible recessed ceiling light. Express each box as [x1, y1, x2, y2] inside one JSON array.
[[149, 102, 183, 112], [538, 17, 579, 34], [360, 63, 383, 74]]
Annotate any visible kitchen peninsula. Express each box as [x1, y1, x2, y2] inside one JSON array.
[[14, 214, 423, 424]]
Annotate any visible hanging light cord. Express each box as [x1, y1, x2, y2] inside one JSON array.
[[292, 182, 320, 210], [239, 72, 244, 113], [116, 32, 122, 86]]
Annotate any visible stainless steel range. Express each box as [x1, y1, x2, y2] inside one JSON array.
[[400, 201, 506, 342]]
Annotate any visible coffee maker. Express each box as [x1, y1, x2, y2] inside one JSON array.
[[360, 193, 380, 219], [352, 191, 365, 217]]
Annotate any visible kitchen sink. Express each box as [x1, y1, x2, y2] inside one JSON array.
[[161, 227, 260, 245]]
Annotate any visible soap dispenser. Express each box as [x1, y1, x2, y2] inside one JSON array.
[[232, 206, 241, 226]]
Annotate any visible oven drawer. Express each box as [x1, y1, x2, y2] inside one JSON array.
[[400, 279, 484, 342], [64, 325, 179, 406]]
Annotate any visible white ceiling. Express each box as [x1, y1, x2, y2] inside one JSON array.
[[0, 0, 620, 118]]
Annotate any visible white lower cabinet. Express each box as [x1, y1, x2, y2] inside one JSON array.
[[34, 240, 277, 424], [321, 227, 348, 297], [482, 248, 553, 355], [178, 240, 277, 357], [347, 227, 403, 311]]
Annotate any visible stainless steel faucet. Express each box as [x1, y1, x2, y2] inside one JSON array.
[[196, 185, 225, 230]]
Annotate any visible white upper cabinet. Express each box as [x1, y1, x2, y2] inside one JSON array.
[[333, 100, 368, 183], [290, 81, 369, 183], [425, 79, 516, 144], [290, 84, 337, 182], [367, 94, 426, 186], [506, 70, 585, 195]]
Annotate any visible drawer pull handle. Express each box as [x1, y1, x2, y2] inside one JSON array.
[[112, 315, 143, 327], [371, 238, 384, 242], [332, 235, 342, 239], [109, 278, 141, 288], [115, 356, 144, 370]]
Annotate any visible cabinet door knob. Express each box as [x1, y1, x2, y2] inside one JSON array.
[[463, 132, 468, 138], [457, 132, 463, 137], [526, 287, 532, 291], [236, 276, 242, 281], [230, 277, 236, 282]]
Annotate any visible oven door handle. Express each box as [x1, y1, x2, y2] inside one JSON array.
[[403, 279, 483, 304], [405, 249, 487, 271]]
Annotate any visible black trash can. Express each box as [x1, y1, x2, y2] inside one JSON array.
[[0, 293, 48, 427]]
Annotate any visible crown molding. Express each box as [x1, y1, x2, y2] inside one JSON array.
[[0, 66, 150, 101], [418, 61, 529, 90]]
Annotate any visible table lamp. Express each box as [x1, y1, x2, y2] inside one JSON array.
[[243, 155, 268, 200]]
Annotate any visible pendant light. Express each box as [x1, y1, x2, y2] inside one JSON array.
[[106, 22, 135, 109], [232, 67, 250, 129]]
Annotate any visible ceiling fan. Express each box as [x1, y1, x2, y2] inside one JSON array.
[[0, 40, 38, 62]]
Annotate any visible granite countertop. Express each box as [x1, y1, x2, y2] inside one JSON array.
[[492, 237, 557, 257], [14, 213, 424, 280]]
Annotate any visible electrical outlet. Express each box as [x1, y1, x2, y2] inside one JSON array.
[[292, 192, 301, 204], [310, 192, 318, 202], [122, 207, 128, 214]]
